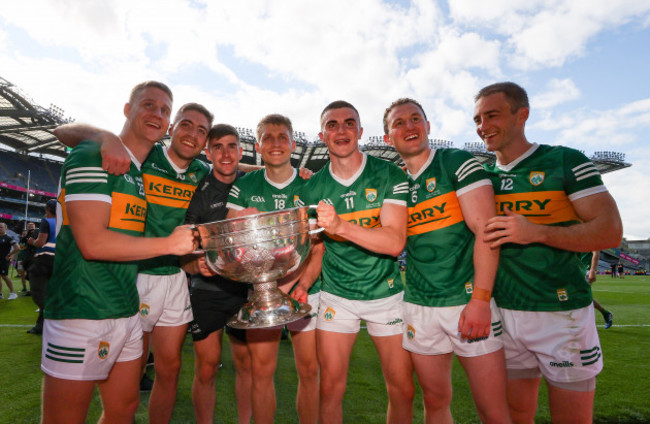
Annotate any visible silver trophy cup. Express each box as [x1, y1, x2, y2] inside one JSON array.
[[194, 206, 322, 329]]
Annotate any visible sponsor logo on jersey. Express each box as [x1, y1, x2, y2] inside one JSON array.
[[340, 191, 357, 198], [98, 341, 110, 360], [494, 191, 579, 225], [365, 188, 377, 202], [407, 324, 416, 340], [251, 196, 265, 203], [465, 282, 473, 294], [557, 288, 568, 301], [549, 360, 574, 368], [407, 192, 463, 236], [426, 178, 436, 192], [140, 303, 150, 317], [529, 171, 545, 186], [123, 174, 134, 184], [109, 193, 147, 233], [327, 209, 381, 241], [323, 307, 336, 321]]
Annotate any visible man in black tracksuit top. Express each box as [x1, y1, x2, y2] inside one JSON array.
[[182, 124, 253, 424]]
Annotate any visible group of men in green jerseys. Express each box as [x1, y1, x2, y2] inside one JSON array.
[[41, 79, 621, 424]]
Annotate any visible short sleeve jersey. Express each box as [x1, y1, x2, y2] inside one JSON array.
[[405, 148, 492, 307], [45, 141, 147, 320], [300, 154, 408, 300], [227, 168, 320, 294], [484, 144, 607, 311], [138, 144, 209, 275]]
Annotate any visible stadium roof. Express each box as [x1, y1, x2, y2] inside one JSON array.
[[0, 75, 632, 174], [0, 77, 73, 159]]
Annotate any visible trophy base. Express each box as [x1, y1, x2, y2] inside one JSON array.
[[227, 283, 312, 329]]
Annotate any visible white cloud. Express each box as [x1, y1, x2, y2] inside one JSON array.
[[532, 78, 580, 109]]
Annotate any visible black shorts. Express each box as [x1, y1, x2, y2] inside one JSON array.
[[0, 259, 9, 276], [189, 286, 248, 342]]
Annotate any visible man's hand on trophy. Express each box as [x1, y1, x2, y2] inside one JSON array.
[[167, 225, 199, 256], [316, 201, 342, 235], [236, 207, 260, 217], [290, 285, 309, 303]]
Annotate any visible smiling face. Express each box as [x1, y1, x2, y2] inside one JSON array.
[[384, 102, 431, 160], [256, 123, 295, 169], [124, 86, 172, 145], [168, 109, 210, 165], [319, 107, 363, 159], [473, 92, 528, 155], [206, 134, 242, 183]]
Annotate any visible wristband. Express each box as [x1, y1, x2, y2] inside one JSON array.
[[471, 287, 491, 303]]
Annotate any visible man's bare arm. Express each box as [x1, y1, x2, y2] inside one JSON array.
[[67, 200, 196, 261], [316, 201, 406, 257], [457, 185, 500, 339], [54, 123, 130, 175], [485, 191, 622, 252]]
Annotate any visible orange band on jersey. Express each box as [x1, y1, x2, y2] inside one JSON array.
[[143, 173, 198, 209], [109, 192, 147, 233], [471, 288, 491, 302], [59, 189, 69, 226], [407, 192, 464, 236], [494, 191, 579, 225], [327, 207, 381, 242]]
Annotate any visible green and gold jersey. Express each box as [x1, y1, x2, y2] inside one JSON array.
[[45, 141, 147, 320], [227, 168, 320, 294], [406, 148, 492, 307], [300, 154, 409, 301], [138, 144, 209, 275], [484, 144, 607, 311]]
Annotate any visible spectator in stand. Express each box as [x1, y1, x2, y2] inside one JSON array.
[[0, 222, 20, 299], [26, 199, 58, 335]]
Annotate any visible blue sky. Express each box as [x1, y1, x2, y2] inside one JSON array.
[[1, 0, 649, 239]]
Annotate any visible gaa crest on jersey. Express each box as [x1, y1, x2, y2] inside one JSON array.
[[426, 178, 437, 192], [140, 303, 150, 318], [557, 288, 568, 301], [529, 171, 545, 186], [188, 172, 198, 183], [365, 188, 377, 203], [323, 307, 336, 321], [407, 324, 416, 340], [98, 341, 110, 360], [465, 282, 473, 294], [293, 195, 300, 206]]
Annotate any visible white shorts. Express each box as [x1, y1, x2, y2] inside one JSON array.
[[500, 305, 603, 383], [41, 314, 143, 381], [316, 291, 404, 337], [287, 292, 320, 333], [137, 271, 193, 332], [403, 299, 504, 357]]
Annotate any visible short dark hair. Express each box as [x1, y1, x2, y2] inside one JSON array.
[[174, 103, 214, 127], [320, 100, 361, 127], [382, 98, 427, 134], [129, 81, 173, 104], [46, 199, 57, 215], [474, 82, 529, 113], [255, 114, 293, 143], [207, 124, 240, 149]]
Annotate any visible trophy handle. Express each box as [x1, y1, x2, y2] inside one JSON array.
[[307, 205, 326, 235]]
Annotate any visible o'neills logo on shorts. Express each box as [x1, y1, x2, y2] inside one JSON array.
[[140, 303, 150, 317], [550, 360, 574, 368], [407, 325, 416, 340], [98, 341, 110, 360], [323, 307, 336, 321]]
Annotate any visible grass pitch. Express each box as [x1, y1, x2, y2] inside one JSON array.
[[0, 274, 648, 423]]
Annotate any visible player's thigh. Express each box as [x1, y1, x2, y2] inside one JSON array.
[[316, 329, 357, 379], [410, 352, 453, 400], [42, 375, 96, 424], [97, 358, 141, 415]]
